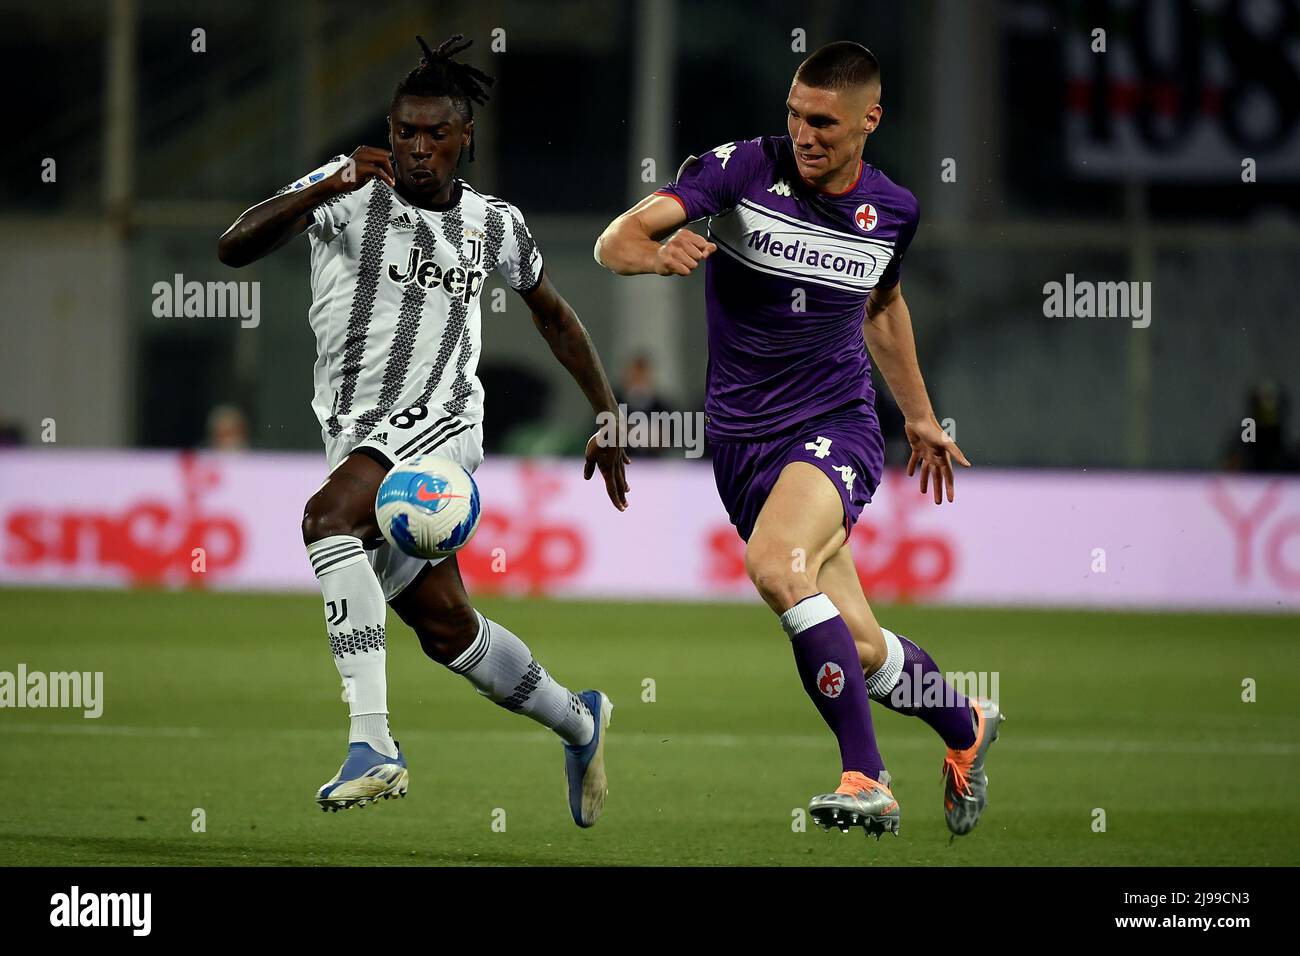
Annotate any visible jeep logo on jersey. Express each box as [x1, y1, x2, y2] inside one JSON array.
[[387, 246, 487, 304], [817, 662, 845, 698], [854, 203, 878, 232]]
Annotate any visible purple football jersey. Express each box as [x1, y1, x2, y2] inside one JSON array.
[[657, 135, 918, 440]]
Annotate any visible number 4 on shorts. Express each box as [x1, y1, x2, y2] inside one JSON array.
[[804, 436, 832, 459]]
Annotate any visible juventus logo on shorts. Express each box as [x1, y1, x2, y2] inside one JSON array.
[[325, 599, 349, 626]]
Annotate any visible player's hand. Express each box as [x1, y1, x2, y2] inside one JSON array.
[[905, 416, 971, 505], [654, 229, 716, 277], [326, 146, 396, 194], [583, 432, 631, 511]]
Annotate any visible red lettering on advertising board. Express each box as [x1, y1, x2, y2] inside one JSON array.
[[851, 487, 954, 601], [3, 453, 244, 586], [1209, 481, 1300, 588], [458, 463, 586, 593]]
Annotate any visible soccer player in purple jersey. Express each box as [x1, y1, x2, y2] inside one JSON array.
[[596, 41, 1003, 838]]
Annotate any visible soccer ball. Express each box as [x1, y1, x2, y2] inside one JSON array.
[[375, 455, 482, 559]]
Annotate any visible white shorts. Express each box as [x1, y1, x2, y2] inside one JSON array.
[[323, 404, 485, 602]]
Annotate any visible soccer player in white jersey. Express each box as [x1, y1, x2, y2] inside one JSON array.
[[218, 35, 628, 826]]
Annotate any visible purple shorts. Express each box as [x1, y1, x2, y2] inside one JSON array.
[[711, 400, 885, 542]]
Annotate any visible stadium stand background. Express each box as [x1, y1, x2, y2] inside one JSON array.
[[1, 0, 1297, 470]]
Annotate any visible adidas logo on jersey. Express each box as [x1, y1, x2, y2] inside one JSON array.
[[387, 246, 487, 304], [369, 431, 389, 444], [392, 213, 416, 232], [767, 179, 792, 197]]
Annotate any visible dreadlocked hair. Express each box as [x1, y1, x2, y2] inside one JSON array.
[[390, 34, 495, 162]]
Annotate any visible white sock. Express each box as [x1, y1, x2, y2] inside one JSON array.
[[308, 535, 397, 758], [448, 611, 594, 746], [865, 626, 905, 701]]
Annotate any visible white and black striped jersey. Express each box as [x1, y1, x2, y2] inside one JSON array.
[[279, 156, 544, 447]]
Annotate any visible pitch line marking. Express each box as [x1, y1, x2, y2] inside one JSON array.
[[1, 723, 1297, 756]]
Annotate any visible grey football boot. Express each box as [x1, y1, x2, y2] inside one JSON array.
[[809, 770, 901, 839], [942, 697, 1005, 836]]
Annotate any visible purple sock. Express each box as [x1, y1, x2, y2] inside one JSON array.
[[781, 594, 885, 780], [867, 631, 976, 751]]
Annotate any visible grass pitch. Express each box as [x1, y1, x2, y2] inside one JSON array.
[[1, 588, 1296, 866]]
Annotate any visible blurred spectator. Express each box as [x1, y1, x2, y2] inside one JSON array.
[[617, 354, 675, 458], [0, 417, 24, 447], [620, 354, 672, 418], [1223, 382, 1299, 472], [206, 404, 250, 451]]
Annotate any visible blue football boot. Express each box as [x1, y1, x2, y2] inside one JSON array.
[[316, 741, 409, 812], [563, 690, 613, 827]]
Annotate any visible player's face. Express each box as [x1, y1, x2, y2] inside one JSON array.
[[387, 96, 472, 196], [786, 81, 881, 188]]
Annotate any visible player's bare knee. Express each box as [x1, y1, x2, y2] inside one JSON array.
[[836, 608, 884, 671], [302, 507, 347, 545], [856, 634, 886, 673], [301, 493, 363, 545], [745, 541, 812, 611]]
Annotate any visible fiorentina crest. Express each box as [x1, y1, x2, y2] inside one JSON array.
[[817, 662, 845, 698]]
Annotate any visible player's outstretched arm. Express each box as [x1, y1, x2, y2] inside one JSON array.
[[593, 194, 715, 277], [216, 147, 395, 268], [864, 282, 971, 504], [521, 273, 630, 512]]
